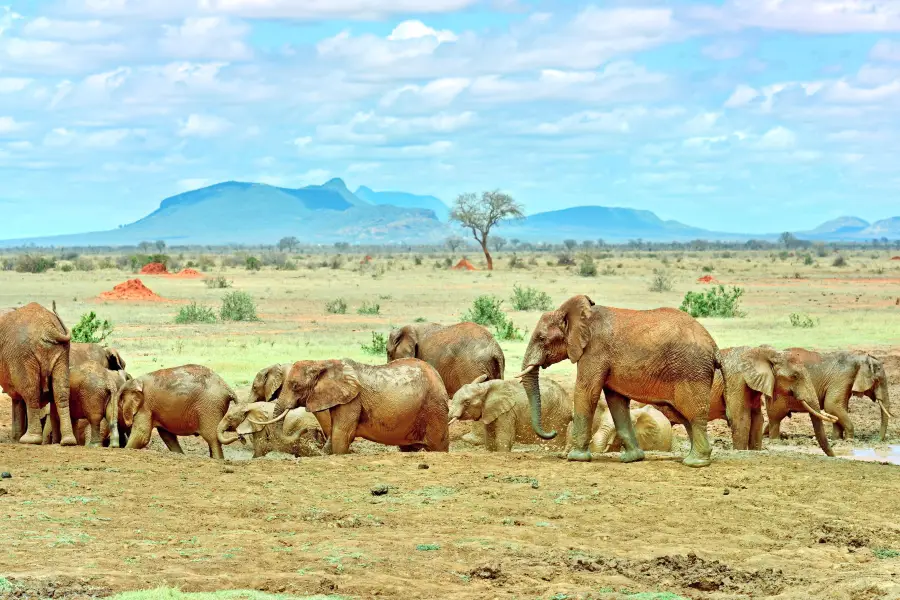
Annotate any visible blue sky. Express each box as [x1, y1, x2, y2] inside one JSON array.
[[1, 0, 900, 238]]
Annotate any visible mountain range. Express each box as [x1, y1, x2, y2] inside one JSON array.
[[1, 178, 897, 247]]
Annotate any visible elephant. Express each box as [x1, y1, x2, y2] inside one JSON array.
[[447, 375, 572, 452], [251, 358, 450, 455], [518, 295, 721, 468], [591, 404, 674, 454], [70, 343, 126, 372], [772, 349, 892, 442], [248, 363, 292, 403], [387, 321, 505, 445], [117, 364, 237, 459], [41, 363, 125, 447], [217, 402, 327, 458], [0, 302, 77, 445]]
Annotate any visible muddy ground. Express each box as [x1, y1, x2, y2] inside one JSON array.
[[1, 352, 898, 600]]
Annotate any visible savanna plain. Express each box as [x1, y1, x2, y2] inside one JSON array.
[[1, 248, 899, 600]]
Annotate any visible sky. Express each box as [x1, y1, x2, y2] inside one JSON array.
[[1, 0, 900, 238]]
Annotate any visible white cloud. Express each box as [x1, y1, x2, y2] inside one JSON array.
[[0, 78, 31, 93], [0, 36, 127, 73], [292, 136, 312, 147], [43, 127, 76, 146], [84, 128, 133, 147], [757, 126, 797, 149], [22, 17, 121, 41], [0, 116, 27, 135], [177, 113, 232, 137], [0, 7, 23, 36], [388, 20, 457, 43], [699, 0, 900, 34], [159, 17, 251, 60], [379, 78, 471, 108], [826, 79, 900, 103], [724, 84, 759, 107], [870, 40, 900, 62], [683, 112, 721, 134]]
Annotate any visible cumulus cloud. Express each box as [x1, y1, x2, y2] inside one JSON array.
[[870, 40, 900, 62], [0, 116, 27, 135], [694, 0, 900, 34], [388, 20, 457, 43], [159, 17, 251, 60], [757, 126, 797, 149], [22, 17, 121, 41], [0, 78, 32, 93], [177, 113, 232, 137]]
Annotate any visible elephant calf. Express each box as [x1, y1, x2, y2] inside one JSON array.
[[118, 364, 237, 459], [218, 402, 327, 458], [42, 363, 126, 447], [448, 376, 572, 451], [591, 404, 674, 454]]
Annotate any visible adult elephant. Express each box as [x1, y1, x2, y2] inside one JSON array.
[[517, 295, 721, 468], [218, 402, 327, 458], [774, 349, 891, 442], [118, 364, 237, 459], [387, 321, 504, 445], [247, 363, 292, 403], [0, 302, 77, 445], [591, 404, 674, 454], [251, 358, 449, 454], [42, 363, 125, 447]]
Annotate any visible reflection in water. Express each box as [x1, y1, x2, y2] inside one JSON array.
[[839, 445, 900, 466]]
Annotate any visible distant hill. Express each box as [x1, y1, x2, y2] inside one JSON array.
[[861, 217, 900, 238], [355, 186, 450, 221], [797, 216, 870, 240]]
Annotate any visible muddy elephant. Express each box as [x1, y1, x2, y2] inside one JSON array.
[[591, 404, 674, 453], [217, 402, 327, 458], [0, 302, 76, 445], [118, 364, 237, 459], [387, 321, 505, 445], [70, 343, 126, 372], [448, 375, 571, 452], [518, 295, 721, 468], [252, 358, 449, 454], [774, 349, 892, 442], [42, 363, 125, 447], [248, 363, 292, 403]]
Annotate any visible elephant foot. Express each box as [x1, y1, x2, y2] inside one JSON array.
[[60, 435, 78, 447], [566, 448, 592, 462], [682, 454, 711, 468], [18, 432, 44, 445], [621, 448, 645, 464], [461, 432, 484, 446]]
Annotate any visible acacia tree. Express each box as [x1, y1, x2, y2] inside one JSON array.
[[278, 236, 299, 252], [450, 190, 524, 270], [446, 236, 464, 252], [491, 236, 507, 252]]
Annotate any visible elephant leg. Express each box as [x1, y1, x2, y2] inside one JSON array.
[[11, 397, 27, 443], [461, 421, 486, 446], [604, 389, 644, 464], [671, 381, 712, 467], [42, 415, 54, 445], [825, 393, 853, 440], [49, 405, 62, 444], [156, 428, 185, 454], [124, 414, 153, 450], [749, 403, 765, 451], [567, 377, 605, 462], [86, 417, 103, 448], [811, 415, 835, 457], [490, 419, 514, 452], [205, 435, 224, 460], [728, 385, 753, 450], [423, 413, 449, 453], [118, 427, 130, 449], [50, 359, 77, 446], [329, 403, 360, 455]]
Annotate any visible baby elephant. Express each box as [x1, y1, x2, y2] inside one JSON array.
[[118, 364, 237, 459], [591, 404, 674, 454], [448, 376, 572, 451], [217, 402, 327, 458], [251, 358, 449, 454]]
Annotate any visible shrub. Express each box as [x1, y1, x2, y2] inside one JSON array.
[[59, 263, 74, 272], [649, 268, 673, 292], [204, 276, 232, 289], [198, 256, 216, 270], [357, 302, 381, 315], [175, 303, 217, 324], [326, 298, 348, 314], [510, 285, 552, 311], [461, 295, 523, 340], [15, 255, 56, 273], [220, 291, 259, 322], [414, 255, 423, 266], [789, 313, 818, 328], [443, 257, 453, 268], [579, 256, 597, 277], [556, 253, 575, 266], [361, 332, 388, 355], [802, 254, 814, 266], [833, 255, 847, 267], [507, 254, 526, 269], [330, 256, 344, 270], [679, 285, 745, 318], [701, 264, 714, 273], [600, 265, 617, 276], [277, 260, 297, 271], [1, 258, 14, 271], [494, 319, 525, 341], [71, 311, 113, 343], [245, 256, 262, 271], [74, 257, 95, 271]]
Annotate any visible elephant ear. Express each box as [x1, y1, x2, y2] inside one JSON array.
[[237, 403, 275, 436], [120, 380, 144, 426], [852, 356, 877, 394], [481, 382, 519, 424], [264, 365, 286, 401], [306, 362, 361, 413], [106, 349, 126, 371], [742, 347, 776, 398], [560, 295, 595, 363]]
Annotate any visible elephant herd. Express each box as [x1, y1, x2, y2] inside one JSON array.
[[0, 298, 892, 469]]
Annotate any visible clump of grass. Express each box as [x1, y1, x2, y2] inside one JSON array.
[[833, 255, 847, 267], [357, 302, 381, 315], [245, 256, 261, 271], [556, 253, 575, 266], [789, 313, 818, 328], [461, 295, 523, 340], [600, 264, 617, 276], [679, 285, 745, 318], [649, 268, 673, 292], [71, 311, 114, 343], [507, 254, 526, 269], [326, 298, 348, 314], [175, 303, 217, 324], [579, 256, 597, 277], [701, 264, 715, 272], [494, 320, 525, 341], [60, 263, 74, 272], [204, 276, 232, 289], [873, 548, 900, 559], [220, 291, 259, 322], [361, 332, 388, 355], [510, 285, 553, 311], [802, 254, 814, 266], [416, 544, 440, 552]]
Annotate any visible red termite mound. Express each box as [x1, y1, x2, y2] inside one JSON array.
[[139, 262, 169, 275], [451, 259, 478, 271], [98, 279, 166, 302], [170, 268, 204, 278], [697, 275, 718, 284], [891, 256, 900, 261], [361, 255, 373, 264]]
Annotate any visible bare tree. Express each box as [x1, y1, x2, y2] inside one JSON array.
[[450, 190, 524, 270], [491, 236, 507, 252], [446, 236, 464, 252]]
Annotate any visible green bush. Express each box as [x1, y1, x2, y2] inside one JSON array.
[[326, 298, 348, 314], [361, 332, 388, 355], [71, 311, 114, 343], [679, 285, 745, 318], [129, 253, 169, 271], [494, 319, 525, 341], [833, 255, 847, 267], [414, 255, 423, 266], [245, 256, 261, 271], [557, 253, 575, 266], [802, 254, 814, 266], [59, 263, 74, 272], [175, 303, 217, 324], [461, 295, 523, 340], [204, 276, 232, 289], [579, 256, 597, 277], [219, 291, 259, 322], [357, 302, 381, 315], [510, 285, 552, 311], [15, 255, 56, 273], [649, 268, 673, 292], [789, 313, 818, 328]]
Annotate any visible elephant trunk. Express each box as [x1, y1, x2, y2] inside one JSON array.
[[593, 424, 614, 453], [876, 379, 891, 442], [521, 369, 557, 440], [217, 418, 240, 446]]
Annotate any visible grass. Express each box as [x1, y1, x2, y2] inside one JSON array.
[[510, 284, 553, 311], [357, 301, 381, 315], [789, 313, 818, 328], [175, 303, 218, 324], [108, 590, 349, 600], [219, 291, 259, 322], [326, 298, 348, 314]]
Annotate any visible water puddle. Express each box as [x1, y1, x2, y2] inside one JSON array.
[[835, 445, 900, 466]]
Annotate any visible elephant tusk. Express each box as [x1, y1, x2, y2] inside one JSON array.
[[514, 365, 536, 379], [877, 400, 893, 419], [802, 400, 838, 423], [448, 418, 458, 426], [248, 410, 289, 426]]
